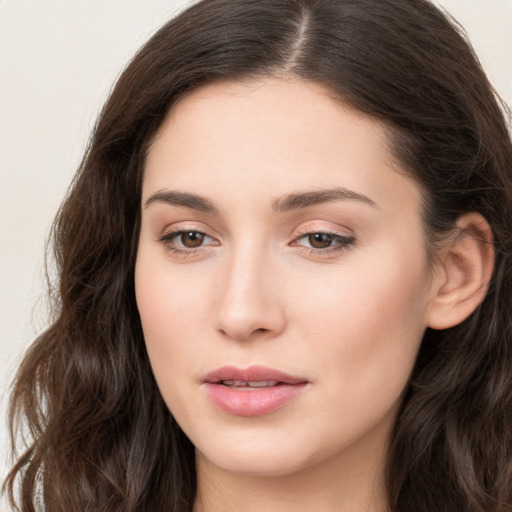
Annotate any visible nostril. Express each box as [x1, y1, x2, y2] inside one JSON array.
[[219, 326, 270, 341]]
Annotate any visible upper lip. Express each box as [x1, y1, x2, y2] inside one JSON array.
[[204, 365, 308, 385]]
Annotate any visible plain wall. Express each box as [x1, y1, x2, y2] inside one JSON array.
[[1, 1, 511, 507]]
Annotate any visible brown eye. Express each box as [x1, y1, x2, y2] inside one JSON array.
[[292, 231, 355, 254], [159, 229, 218, 255], [308, 233, 334, 249], [180, 231, 205, 248]]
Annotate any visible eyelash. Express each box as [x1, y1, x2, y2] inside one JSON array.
[[292, 230, 356, 256], [158, 228, 218, 257], [158, 228, 356, 257]]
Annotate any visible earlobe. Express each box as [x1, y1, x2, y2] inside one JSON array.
[[426, 212, 495, 330]]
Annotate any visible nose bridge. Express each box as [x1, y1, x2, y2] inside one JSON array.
[[215, 239, 285, 340]]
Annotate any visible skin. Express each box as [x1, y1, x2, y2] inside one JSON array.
[[135, 78, 466, 511]]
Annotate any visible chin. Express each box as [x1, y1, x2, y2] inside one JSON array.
[[192, 421, 345, 479], [197, 443, 318, 478]]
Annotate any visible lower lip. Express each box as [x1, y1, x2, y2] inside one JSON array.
[[204, 382, 308, 416]]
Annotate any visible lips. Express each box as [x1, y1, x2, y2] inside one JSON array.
[[203, 365, 308, 416]]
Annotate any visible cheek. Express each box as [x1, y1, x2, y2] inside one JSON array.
[[292, 244, 429, 385], [297, 236, 428, 334], [135, 237, 210, 325], [135, 265, 211, 431], [134, 253, 205, 382]]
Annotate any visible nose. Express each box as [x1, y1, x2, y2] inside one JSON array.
[[215, 247, 286, 341]]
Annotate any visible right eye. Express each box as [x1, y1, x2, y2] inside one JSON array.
[[159, 229, 219, 255]]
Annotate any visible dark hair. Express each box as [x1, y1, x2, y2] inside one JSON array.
[[4, 0, 512, 511]]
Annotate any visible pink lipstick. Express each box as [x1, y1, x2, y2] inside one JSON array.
[[203, 365, 308, 416]]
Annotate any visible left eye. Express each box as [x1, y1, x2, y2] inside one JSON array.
[[295, 232, 354, 251]]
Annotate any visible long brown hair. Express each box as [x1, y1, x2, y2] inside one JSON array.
[[4, 1, 512, 511]]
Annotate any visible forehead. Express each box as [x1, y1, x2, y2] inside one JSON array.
[[143, 78, 422, 217], [149, 78, 389, 166]]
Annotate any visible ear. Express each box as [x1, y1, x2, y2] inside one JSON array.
[[426, 212, 495, 330]]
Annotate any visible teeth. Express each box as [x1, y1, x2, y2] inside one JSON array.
[[221, 380, 280, 388], [248, 380, 279, 387], [222, 380, 244, 386]]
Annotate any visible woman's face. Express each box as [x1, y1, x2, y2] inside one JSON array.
[[135, 78, 436, 478]]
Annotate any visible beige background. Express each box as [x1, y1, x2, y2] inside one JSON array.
[[1, 1, 511, 507]]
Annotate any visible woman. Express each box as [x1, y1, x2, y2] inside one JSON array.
[[4, 0, 512, 511]]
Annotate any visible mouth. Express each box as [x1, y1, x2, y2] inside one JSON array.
[[204, 365, 307, 385], [218, 380, 281, 388], [203, 365, 309, 416]]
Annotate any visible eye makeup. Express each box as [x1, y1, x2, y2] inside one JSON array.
[[291, 230, 356, 256], [157, 224, 356, 259], [158, 227, 219, 257]]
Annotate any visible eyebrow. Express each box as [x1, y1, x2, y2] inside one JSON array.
[[144, 187, 377, 213], [144, 190, 217, 213], [272, 187, 377, 212]]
